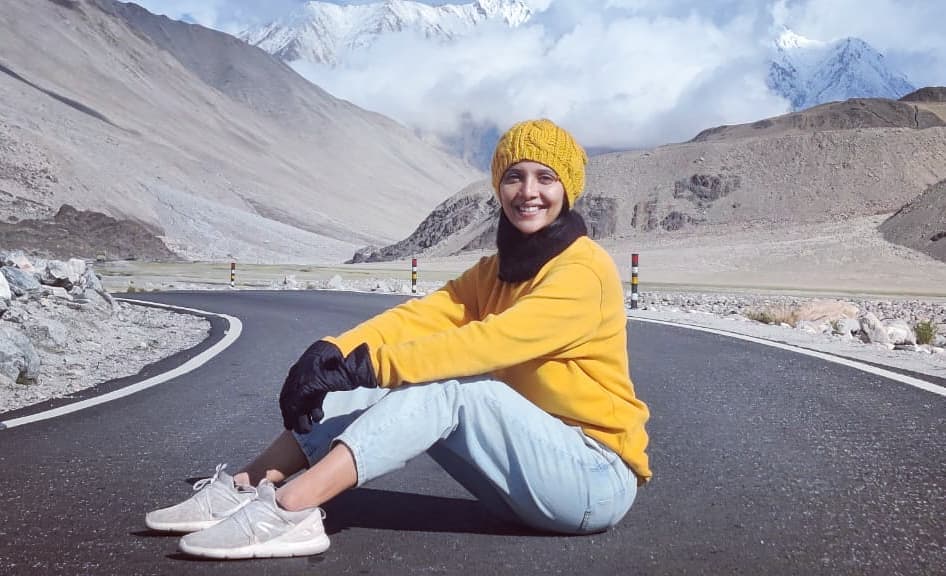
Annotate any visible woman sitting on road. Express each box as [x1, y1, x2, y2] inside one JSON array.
[[146, 118, 652, 560]]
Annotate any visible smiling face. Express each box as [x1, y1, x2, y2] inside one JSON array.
[[498, 161, 566, 235]]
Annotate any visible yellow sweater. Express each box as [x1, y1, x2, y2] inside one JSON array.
[[327, 236, 651, 483]]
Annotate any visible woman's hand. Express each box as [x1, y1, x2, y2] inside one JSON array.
[[279, 341, 378, 433]]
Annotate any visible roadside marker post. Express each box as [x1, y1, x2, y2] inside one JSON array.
[[631, 253, 639, 309], [411, 258, 418, 294], [230, 261, 236, 288]]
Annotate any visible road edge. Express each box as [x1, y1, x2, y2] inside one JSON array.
[[629, 316, 946, 398], [0, 299, 243, 430]]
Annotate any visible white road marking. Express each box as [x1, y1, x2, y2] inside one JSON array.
[[3, 299, 939, 429], [629, 316, 946, 398], [0, 299, 243, 430]]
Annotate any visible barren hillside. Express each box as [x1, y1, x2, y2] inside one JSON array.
[[900, 86, 946, 122], [356, 96, 946, 262], [879, 179, 946, 264], [0, 0, 480, 264], [901, 86, 946, 103], [0, 204, 176, 261], [691, 98, 944, 142]]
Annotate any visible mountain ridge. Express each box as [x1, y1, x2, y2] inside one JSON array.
[[0, 0, 480, 263], [691, 97, 944, 142], [354, 95, 946, 263]]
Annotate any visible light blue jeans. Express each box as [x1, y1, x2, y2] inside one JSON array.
[[293, 379, 637, 534]]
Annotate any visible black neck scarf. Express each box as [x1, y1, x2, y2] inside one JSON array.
[[496, 208, 588, 283]]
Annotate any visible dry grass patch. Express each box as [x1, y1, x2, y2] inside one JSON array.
[[744, 305, 800, 326], [914, 320, 938, 345]]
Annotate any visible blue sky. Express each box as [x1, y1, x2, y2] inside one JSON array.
[[133, 1, 946, 147]]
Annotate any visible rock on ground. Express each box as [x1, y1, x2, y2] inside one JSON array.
[[0, 297, 208, 414], [0, 251, 209, 415]]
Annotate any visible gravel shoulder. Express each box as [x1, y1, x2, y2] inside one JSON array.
[[3, 283, 942, 418], [0, 297, 208, 414], [628, 308, 946, 384]]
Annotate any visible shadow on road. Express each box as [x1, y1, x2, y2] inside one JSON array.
[[322, 488, 543, 536]]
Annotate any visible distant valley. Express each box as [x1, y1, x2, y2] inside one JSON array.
[[1, 0, 944, 278]]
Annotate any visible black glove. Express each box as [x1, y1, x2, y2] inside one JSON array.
[[279, 341, 379, 433], [279, 340, 339, 433]]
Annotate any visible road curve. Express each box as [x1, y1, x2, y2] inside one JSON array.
[[0, 290, 942, 576]]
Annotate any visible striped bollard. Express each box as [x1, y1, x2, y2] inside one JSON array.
[[230, 261, 236, 288], [630, 253, 639, 309], [411, 258, 418, 294]]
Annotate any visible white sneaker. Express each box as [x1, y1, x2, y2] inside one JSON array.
[[145, 464, 257, 533], [178, 480, 330, 559]]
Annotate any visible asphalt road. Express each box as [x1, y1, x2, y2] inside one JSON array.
[[1, 291, 943, 576]]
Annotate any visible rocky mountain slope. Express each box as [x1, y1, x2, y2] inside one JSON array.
[[879, 179, 946, 264], [691, 98, 944, 141], [902, 87, 946, 102], [901, 87, 946, 122], [0, 205, 176, 261], [0, 0, 480, 264], [355, 95, 946, 262]]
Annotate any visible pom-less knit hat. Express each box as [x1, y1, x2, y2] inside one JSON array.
[[490, 119, 588, 208]]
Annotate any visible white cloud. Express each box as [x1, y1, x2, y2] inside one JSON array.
[[293, 1, 791, 148], [133, 0, 945, 150], [135, 0, 300, 33], [136, 0, 223, 27]]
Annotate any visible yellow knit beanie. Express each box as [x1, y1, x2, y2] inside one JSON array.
[[490, 119, 588, 208]]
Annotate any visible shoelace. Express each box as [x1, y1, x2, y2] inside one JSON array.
[[192, 463, 227, 492], [191, 463, 229, 516]]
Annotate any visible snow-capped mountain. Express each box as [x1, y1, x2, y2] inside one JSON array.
[[768, 28, 915, 111], [240, 0, 531, 65], [239, 6, 919, 167], [244, 6, 917, 114]]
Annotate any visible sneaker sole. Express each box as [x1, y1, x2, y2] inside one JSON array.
[[144, 516, 222, 533], [145, 499, 254, 533], [178, 534, 330, 559]]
